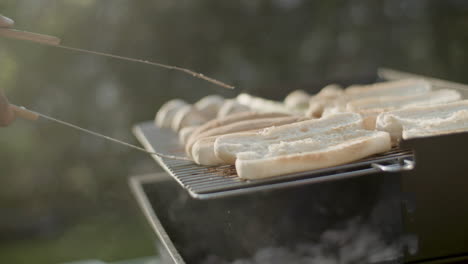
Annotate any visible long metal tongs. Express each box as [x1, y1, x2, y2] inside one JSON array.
[[0, 24, 223, 160], [0, 28, 234, 89], [10, 105, 190, 160]]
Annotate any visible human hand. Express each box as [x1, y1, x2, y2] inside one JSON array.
[[0, 90, 15, 127], [0, 15, 15, 126], [0, 15, 14, 28]]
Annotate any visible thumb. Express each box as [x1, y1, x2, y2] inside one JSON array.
[[0, 15, 15, 28]]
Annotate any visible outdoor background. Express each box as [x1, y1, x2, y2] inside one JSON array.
[[1, 0, 467, 263]]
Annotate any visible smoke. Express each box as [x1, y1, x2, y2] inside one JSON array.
[[202, 217, 407, 264], [199, 175, 412, 264], [161, 163, 415, 264]]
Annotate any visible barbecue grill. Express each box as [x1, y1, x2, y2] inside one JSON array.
[[130, 69, 468, 264]]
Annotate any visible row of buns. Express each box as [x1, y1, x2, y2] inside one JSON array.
[[154, 79, 468, 179]]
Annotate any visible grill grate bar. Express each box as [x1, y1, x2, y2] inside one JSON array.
[[134, 122, 414, 199], [182, 176, 240, 184]]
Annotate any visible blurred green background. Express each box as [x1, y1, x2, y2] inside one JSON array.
[[1, 0, 468, 263]]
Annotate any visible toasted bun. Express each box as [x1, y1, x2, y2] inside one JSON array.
[[235, 130, 391, 180], [155, 99, 188, 128], [185, 112, 290, 152], [317, 84, 344, 98], [217, 100, 251, 119], [179, 125, 199, 145], [214, 113, 363, 164], [194, 95, 224, 120], [345, 79, 432, 99], [237, 93, 294, 114], [191, 136, 225, 165], [187, 116, 306, 161], [347, 89, 461, 130], [402, 111, 468, 139], [171, 105, 209, 132], [376, 100, 468, 143], [306, 84, 344, 118], [284, 90, 310, 109]]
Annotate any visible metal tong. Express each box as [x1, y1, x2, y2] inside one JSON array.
[[0, 27, 234, 89], [9, 105, 189, 160]]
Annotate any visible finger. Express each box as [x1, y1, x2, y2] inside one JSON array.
[[0, 89, 15, 126], [0, 15, 14, 28]]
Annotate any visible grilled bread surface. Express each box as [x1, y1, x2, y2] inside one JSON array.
[[153, 78, 465, 179]]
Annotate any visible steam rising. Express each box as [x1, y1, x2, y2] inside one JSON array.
[[202, 217, 407, 264]]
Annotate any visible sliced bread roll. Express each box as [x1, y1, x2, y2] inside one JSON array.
[[191, 136, 225, 165], [179, 125, 199, 145], [194, 95, 224, 120], [345, 79, 432, 99], [347, 89, 461, 129], [186, 111, 290, 152], [284, 90, 310, 110], [306, 102, 324, 118], [155, 99, 188, 128], [217, 99, 251, 119], [188, 116, 307, 162], [235, 129, 391, 180], [306, 84, 344, 118], [402, 111, 468, 139], [376, 100, 468, 143], [319, 80, 431, 119], [317, 84, 344, 98], [237, 93, 295, 114], [321, 98, 349, 117], [214, 113, 363, 164], [171, 105, 209, 132], [310, 79, 431, 119]]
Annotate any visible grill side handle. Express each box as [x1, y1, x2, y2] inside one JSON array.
[[371, 158, 415, 173]]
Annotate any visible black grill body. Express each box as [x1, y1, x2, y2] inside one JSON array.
[[132, 131, 468, 263], [134, 171, 405, 264], [401, 132, 468, 262], [130, 69, 468, 263]]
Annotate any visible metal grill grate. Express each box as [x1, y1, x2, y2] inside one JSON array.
[[133, 122, 414, 199]]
